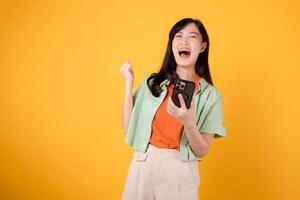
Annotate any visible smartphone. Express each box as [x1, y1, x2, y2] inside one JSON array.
[[171, 78, 195, 109]]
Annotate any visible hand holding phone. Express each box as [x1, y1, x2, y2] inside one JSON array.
[[171, 78, 195, 109]]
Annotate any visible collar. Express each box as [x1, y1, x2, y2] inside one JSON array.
[[160, 76, 209, 94]]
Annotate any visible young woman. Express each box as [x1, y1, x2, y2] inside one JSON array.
[[119, 18, 227, 200]]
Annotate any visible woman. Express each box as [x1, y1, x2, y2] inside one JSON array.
[[119, 18, 227, 200]]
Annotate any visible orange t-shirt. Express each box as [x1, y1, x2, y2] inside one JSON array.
[[149, 75, 202, 149]]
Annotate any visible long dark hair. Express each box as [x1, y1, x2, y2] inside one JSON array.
[[147, 18, 213, 97]]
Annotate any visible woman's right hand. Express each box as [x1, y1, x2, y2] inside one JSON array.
[[120, 59, 134, 82]]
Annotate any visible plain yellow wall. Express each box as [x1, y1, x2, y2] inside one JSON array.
[[0, 0, 299, 199]]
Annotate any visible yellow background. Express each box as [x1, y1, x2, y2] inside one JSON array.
[[0, 0, 299, 199]]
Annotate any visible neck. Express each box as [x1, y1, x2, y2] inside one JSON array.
[[176, 66, 196, 81]]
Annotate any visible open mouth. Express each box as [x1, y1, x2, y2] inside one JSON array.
[[178, 50, 191, 58]]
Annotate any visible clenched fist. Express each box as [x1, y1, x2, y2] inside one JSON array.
[[120, 59, 134, 82]]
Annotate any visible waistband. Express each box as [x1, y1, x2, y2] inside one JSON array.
[[146, 144, 180, 155]]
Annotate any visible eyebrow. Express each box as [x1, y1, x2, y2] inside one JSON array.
[[177, 31, 200, 36]]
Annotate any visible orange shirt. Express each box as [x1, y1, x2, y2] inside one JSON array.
[[149, 75, 202, 149]]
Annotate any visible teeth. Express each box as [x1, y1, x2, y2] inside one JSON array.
[[179, 50, 190, 53]]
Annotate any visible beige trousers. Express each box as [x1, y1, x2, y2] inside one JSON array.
[[121, 144, 200, 200]]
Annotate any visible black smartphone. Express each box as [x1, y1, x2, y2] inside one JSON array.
[[171, 78, 195, 109]]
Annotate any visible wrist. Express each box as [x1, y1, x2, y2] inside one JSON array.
[[184, 120, 196, 129]]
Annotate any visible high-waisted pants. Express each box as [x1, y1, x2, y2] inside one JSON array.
[[121, 144, 200, 200]]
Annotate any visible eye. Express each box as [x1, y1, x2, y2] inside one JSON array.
[[190, 35, 197, 38], [175, 35, 182, 37]]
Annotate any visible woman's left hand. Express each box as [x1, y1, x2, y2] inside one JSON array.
[[167, 93, 196, 126]]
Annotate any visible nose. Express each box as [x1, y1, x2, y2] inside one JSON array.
[[179, 37, 188, 45]]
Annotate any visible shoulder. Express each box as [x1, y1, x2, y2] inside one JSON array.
[[134, 74, 152, 93], [140, 73, 157, 87], [139, 74, 151, 87], [206, 83, 222, 102], [212, 86, 222, 98]]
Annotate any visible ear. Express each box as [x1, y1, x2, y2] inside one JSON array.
[[200, 42, 207, 53]]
